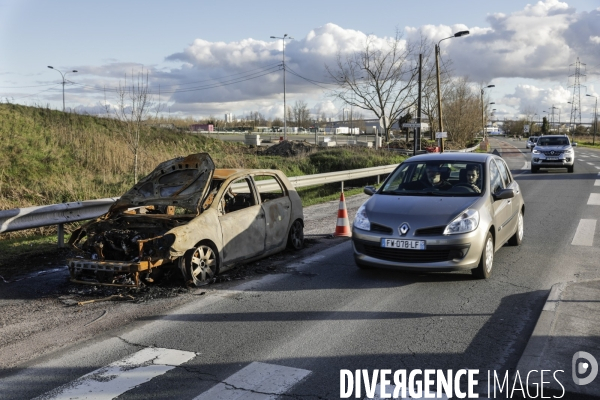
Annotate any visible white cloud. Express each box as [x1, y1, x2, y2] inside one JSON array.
[[57, 1, 600, 120]]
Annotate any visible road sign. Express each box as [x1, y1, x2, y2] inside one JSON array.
[[403, 123, 430, 129], [524, 125, 530, 133], [435, 132, 448, 139]]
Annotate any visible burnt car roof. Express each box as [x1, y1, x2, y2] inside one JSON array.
[[110, 153, 215, 213]]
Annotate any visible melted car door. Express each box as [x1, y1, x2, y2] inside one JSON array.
[[219, 178, 266, 263], [489, 160, 513, 246], [254, 174, 292, 250]]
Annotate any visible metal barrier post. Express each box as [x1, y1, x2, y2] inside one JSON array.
[[341, 181, 344, 192], [57, 223, 64, 248]]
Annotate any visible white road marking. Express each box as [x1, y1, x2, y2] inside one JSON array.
[[36, 348, 196, 400], [588, 162, 595, 165], [193, 362, 310, 399], [596, 166, 600, 170], [590, 194, 600, 205], [595, 180, 600, 186], [571, 219, 597, 246]]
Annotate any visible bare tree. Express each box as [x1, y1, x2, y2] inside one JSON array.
[[105, 68, 159, 184], [326, 31, 424, 141], [292, 100, 311, 128], [442, 77, 481, 147]]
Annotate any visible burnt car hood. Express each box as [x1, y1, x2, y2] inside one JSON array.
[[111, 153, 215, 213]]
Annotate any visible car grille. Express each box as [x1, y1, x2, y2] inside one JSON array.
[[370, 223, 393, 234], [542, 150, 564, 156], [355, 241, 469, 263], [414, 226, 446, 236]]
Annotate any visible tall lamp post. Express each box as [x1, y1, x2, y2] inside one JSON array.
[[435, 30, 469, 152], [552, 105, 559, 133], [587, 94, 598, 145], [270, 34, 293, 140], [47, 66, 77, 112], [481, 85, 495, 140]]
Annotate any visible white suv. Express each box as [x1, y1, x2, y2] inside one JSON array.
[[531, 135, 576, 173]]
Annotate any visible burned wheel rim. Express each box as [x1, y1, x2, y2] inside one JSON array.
[[288, 220, 304, 250], [188, 244, 217, 287]]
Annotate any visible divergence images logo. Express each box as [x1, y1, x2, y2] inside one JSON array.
[[572, 351, 598, 385]]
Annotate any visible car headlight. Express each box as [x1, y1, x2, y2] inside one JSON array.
[[353, 204, 371, 231], [444, 209, 480, 235], [532, 149, 540, 154], [565, 148, 574, 154]]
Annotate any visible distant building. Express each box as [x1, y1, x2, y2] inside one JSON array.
[[190, 124, 214, 132], [224, 113, 233, 123]]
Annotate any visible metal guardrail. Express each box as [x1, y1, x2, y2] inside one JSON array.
[[0, 165, 398, 245], [0, 198, 119, 246]]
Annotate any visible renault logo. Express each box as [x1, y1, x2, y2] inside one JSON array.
[[398, 223, 410, 236]]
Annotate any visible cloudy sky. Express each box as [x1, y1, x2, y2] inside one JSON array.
[[0, 0, 599, 124]]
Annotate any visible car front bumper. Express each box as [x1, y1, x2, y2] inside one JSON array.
[[351, 228, 483, 271], [531, 157, 573, 168]]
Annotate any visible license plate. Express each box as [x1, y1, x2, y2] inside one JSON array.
[[546, 157, 559, 161], [381, 239, 426, 250]]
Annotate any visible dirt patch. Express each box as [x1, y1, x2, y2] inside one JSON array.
[[263, 140, 316, 157]]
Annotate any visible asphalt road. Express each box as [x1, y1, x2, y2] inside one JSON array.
[[2, 138, 600, 399]]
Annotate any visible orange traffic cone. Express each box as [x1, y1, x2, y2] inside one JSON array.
[[333, 192, 352, 237]]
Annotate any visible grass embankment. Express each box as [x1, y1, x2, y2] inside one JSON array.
[[0, 103, 405, 260]]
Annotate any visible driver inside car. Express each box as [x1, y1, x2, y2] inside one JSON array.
[[464, 164, 481, 193]]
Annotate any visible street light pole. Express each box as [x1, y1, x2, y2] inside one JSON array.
[[587, 94, 598, 145], [47, 66, 77, 112], [481, 86, 495, 141], [435, 30, 469, 152], [270, 34, 293, 140], [552, 105, 559, 133]]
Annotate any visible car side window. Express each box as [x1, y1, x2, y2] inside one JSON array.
[[254, 175, 286, 203], [495, 159, 512, 186], [222, 178, 256, 214], [489, 161, 504, 194]]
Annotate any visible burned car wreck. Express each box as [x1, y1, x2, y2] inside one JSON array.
[[68, 153, 304, 287]]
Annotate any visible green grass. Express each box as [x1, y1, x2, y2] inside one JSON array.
[[0, 103, 405, 263]]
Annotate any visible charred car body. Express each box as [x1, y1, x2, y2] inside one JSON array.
[[68, 153, 304, 287]]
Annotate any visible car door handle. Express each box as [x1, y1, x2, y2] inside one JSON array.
[[257, 214, 265, 219], [284, 205, 290, 209]]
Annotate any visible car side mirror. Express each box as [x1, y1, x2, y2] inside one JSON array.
[[493, 188, 515, 201], [572, 143, 577, 147], [364, 186, 376, 196]]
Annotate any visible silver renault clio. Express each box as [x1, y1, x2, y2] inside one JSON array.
[[352, 153, 525, 279]]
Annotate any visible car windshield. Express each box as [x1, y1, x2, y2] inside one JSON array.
[[537, 137, 570, 146], [380, 161, 485, 196]]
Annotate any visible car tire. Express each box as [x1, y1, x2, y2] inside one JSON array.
[[287, 219, 304, 250], [531, 166, 538, 173], [508, 209, 524, 246], [183, 242, 218, 287], [473, 232, 494, 279], [568, 165, 574, 173]]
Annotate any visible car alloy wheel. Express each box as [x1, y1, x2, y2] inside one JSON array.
[[185, 243, 218, 287], [473, 232, 494, 279], [508, 210, 524, 246]]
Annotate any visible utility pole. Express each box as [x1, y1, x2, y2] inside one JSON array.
[[270, 34, 293, 140], [414, 53, 422, 156]]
